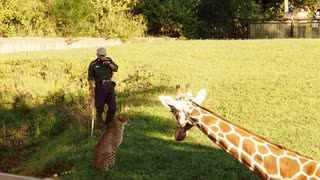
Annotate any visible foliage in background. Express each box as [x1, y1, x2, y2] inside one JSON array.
[[0, 40, 320, 179], [193, 0, 262, 39], [0, 0, 146, 39], [48, 0, 94, 37], [89, 0, 147, 39], [1, 0, 320, 39], [0, 0, 55, 37], [135, 0, 200, 38]]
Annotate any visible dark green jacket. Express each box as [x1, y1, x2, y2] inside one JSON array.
[[87, 57, 118, 82]]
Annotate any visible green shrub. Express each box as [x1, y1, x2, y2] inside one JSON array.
[[48, 0, 94, 37], [136, 0, 199, 38], [0, 0, 56, 37]]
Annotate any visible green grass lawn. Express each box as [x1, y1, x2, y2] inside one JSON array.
[[0, 39, 320, 179]]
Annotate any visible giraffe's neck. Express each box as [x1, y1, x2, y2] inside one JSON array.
[[188, 102, 320, 179]]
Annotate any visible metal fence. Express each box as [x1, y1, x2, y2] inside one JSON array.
[[242, 19, 320, 39]]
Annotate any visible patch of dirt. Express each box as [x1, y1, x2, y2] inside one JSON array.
[[0, 142, 34, 172], [0, 122, 34, 172], [39, 161, 74, 178]]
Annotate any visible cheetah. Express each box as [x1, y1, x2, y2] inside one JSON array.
[[93, 114, 130, 170]]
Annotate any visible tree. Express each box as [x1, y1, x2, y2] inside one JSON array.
[[136, 0, 199, 38], [89, 0, 147, 39], [48, 0, 94, 37], [194, 0, 261, 39]]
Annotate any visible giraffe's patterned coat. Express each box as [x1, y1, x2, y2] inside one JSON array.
[[190, 102, 320, 179]]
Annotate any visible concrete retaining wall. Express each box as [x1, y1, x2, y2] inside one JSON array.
[[0, 37, 176, 54], [0, 37, 122, 54]]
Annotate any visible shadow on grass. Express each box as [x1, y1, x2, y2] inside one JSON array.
[[0, 90, 91, 176], [64, 113, 260, 180], [0, 85, 259, 180]]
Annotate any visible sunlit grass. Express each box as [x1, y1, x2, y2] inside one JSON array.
[[0, 39, 319, 179]]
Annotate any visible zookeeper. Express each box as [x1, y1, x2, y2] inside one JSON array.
[[88, 47, 118, 129]]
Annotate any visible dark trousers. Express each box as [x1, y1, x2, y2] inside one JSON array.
[[94, 83, 116, 124]]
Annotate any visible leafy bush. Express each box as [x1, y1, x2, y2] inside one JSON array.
[[89, 0, 147, 39], [48, 0, 94, 37], [0, 0, 146, 39], [136, 0, 199, 38], [0, 0, 55, 37], [195, 0, 262, 39]]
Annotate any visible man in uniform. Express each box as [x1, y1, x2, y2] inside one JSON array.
[[88, 47, 118, 129]]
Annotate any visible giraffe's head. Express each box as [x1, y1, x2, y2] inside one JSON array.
[[159, 84, 206, 141]]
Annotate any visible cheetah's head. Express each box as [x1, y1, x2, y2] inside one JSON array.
[[117, 114, 130, 126]]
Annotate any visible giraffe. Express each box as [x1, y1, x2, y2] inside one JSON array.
[[159, 85, 320, 180]]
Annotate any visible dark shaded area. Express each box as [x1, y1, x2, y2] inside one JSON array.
[[0, 90, 90, 174]]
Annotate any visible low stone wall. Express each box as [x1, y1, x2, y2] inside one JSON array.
[[0, 37, 122, 54], [0, 37, 176, 54]]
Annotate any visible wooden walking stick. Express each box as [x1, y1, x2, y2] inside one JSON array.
[[90, 98, 95, 138]]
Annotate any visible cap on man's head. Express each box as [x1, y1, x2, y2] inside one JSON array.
[[289, 5, 294, 9], [97, 47, 106, 56]]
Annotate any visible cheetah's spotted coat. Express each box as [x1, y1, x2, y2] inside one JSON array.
[[93, 115, 130, 170]]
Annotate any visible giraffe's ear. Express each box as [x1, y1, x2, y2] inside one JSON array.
[[193, 89, 206, 105], [159, 96, 175, 109], [159, 96, 184, 110]]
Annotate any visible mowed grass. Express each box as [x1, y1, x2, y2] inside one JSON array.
[[0, 39, 320, 179]]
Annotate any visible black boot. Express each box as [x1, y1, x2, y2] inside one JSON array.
[[96, 113, 104, 129], [105, 112, 115, 127]]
